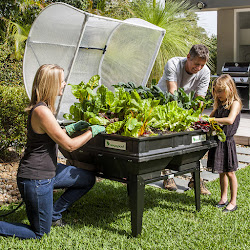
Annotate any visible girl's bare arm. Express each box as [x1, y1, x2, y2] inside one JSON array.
[[211, 101, 241, 125]]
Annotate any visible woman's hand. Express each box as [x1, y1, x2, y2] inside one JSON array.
[[65, 121, 90, 136], [90, 125, 106, 137]]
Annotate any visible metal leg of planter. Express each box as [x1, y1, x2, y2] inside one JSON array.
[[193, 161, 201, 211], [128, 175, 145, 237]]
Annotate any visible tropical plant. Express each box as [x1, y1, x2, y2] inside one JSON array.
[[126, 0, 212, 84], [206, 34, 217, 75], [2, 0, 47, 60], [3, 20, 31, 60]]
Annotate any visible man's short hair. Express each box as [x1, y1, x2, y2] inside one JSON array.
[[189, 44, 209, 61]]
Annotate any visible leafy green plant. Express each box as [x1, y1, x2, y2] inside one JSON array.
[[64, 75, 205, 137], [63, 75, 131, 124], [0, 85, 29, 160], [151, 101, 200, 132], [194, 115, 226, 142], [114, 81, 213, 109], [0, 43, 23, 86], [121, 90, 160, 137], [113, 82, 166, 104]]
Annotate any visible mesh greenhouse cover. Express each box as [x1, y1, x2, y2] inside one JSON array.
[[23, 3, 166, 122]]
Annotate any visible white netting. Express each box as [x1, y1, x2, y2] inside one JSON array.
[[23, 3, 165, 122], [100, 22, 163, 90]]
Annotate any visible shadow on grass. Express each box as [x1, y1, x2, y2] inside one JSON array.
[[53, 179, 217, 236], [0, 179, 217, 237], [1, 167, 248, 238]]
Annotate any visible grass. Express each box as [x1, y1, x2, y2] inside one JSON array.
[[0, 166, 249, 250]]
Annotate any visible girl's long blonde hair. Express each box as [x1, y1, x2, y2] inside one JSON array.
[[26, 64, 64, 114], [212, 74, 242, 110]]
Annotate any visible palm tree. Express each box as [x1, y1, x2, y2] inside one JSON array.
[[127, 0, 211, 83], [206, 34, 217, 75], [2, 0, 47, 60], [3, 19, 31, 60]]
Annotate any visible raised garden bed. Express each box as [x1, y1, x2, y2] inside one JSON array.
[[59, 130, 217, 236]]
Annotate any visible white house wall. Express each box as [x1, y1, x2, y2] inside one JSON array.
[[217, 9, 235, 73]]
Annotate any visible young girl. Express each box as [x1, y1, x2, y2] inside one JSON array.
[[207, 74, 242, 212]]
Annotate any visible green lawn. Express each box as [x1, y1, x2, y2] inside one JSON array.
[[0, 166, 249, 250]]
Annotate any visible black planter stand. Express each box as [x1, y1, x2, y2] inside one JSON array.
[[126, 162, 201, 237], [60, 130, 216, 236]]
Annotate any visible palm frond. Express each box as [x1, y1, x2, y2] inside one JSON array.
[[4, 18, 30, 60], [129, 0, 211, 83]]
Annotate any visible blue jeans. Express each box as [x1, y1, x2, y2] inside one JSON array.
[[0, 163, 95, 239]]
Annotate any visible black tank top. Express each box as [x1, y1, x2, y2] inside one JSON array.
[[17, 102, 57, 179]]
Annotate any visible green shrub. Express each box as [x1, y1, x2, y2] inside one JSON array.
[[0, 43, 23, 86], [0, 85, 29, 160]]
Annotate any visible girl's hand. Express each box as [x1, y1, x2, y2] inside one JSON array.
[[201, 115, 214, 123], [213, 101, 241, 125]]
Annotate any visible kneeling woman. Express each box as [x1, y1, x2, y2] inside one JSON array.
[[0, 64, 105, 239]]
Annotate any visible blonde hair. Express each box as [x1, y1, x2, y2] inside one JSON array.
[[26, 64, 64, 114], [212, 74, 242, 110]]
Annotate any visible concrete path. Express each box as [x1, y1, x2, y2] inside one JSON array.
[[234, 112, 250, 145], [149, 145, 250, 193]]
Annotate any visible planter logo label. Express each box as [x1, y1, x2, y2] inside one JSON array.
[[192, 134, 206, 143], [105, 139, 126, 150]]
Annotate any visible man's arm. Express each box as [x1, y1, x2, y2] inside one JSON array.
[[195, 66, 210, 106], [167, 80, 177, 95], [158, 57, 180, 94]]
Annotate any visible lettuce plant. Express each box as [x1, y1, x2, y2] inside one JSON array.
[[63, 75, 220, 138]]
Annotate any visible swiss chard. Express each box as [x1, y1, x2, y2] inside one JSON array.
[[64, 75, 214, 138], [193, 115, 226, 142]]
